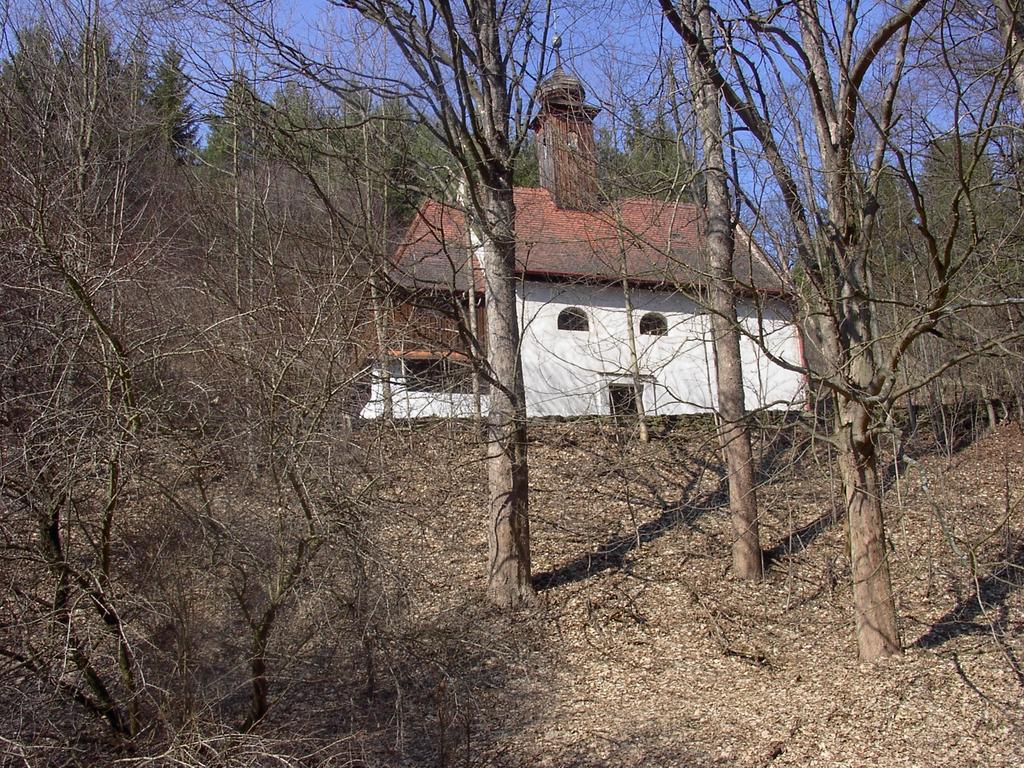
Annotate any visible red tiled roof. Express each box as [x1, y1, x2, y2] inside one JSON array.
[[391, 187, 784, 293]]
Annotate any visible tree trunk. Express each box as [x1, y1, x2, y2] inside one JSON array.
[[371, 274, 393, 419], [983, 385, 998, 429], [684, 1, 762, 579], [836, 399, 902, 659], [337, 0, 535, 608], [365, 114, 393, 419], [467, 258, 483, 423], [621, 275, 650, 443], [242, 610, 275, 731], [995, 0, 1024, 111], [477, 189, 533, 607]]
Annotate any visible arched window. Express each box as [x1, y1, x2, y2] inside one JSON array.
[[557, 306, 589, 332], [639, 312, 668, 336]]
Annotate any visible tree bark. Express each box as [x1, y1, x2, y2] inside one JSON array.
[[469, 0, 535, 607], [477, 188, 534, 608], [995, 0, 1024, 111], [683, 0, 762, 579], [836, 399, 901, 659], [242, 610, 275, 731], [467, 256, 483, 423], [621, 275, 651, 443], [371, 274, 394, 419]]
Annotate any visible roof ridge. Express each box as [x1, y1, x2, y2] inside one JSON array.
[[389, 189, 783, 296]]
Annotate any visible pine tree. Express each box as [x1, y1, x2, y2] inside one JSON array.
[[203, 73, 264, 169], [597, 104, 698, 202], [146, 46, 196, 163]]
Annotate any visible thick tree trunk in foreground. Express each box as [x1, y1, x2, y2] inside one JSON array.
[[719, 394, 761, 578], [684, 1, 762, 579], [704, 136, 762, 582], [996, 0, 1024, 111], [837, 398, 902, 659], [661, 0, 927, 655], [479, 189, 533, 607], [337, 0, 535, 609]]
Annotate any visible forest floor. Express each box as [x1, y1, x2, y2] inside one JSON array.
[[17, 414, 1020, 767], [264, 413, 1024, 768]]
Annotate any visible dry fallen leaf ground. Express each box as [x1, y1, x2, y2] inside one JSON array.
[[7, 415, 1020, 767], [314, 415, 1023, 767]]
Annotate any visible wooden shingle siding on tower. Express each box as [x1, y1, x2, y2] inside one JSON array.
[[532, 67, 601, 211]]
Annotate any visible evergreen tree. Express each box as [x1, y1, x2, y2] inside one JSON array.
[[146, 46, 197, 163], [375, 99, 450, 221], [268, 80, 320, 169], [203, 73, 264, 169], [597, 104, 698, 201], [512, 134, 540, 188]]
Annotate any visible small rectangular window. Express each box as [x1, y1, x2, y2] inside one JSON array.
[[609, 383, 641, 417]]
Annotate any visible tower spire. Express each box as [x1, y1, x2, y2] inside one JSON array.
[[531, 38, 600, 210]]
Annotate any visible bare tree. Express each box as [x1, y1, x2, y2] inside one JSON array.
[[0, 11, 157, 741], [660, 0, 1024, 658], [216, 0, 551, 607], [676, 0, 763, 579], [995, 0, 1024, 108], [0, 7, 386, 749], [344, 0, 547, 606]]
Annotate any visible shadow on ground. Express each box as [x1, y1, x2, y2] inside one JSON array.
[[764, 509, 840, 567], [533, 438, 725, 591], [536, 419, 836, 590], [914, 539, 1024, 650]]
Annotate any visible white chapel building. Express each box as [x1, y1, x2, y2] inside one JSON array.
[[360, 67, 805, 420]]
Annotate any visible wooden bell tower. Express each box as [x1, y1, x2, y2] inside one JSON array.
[[532, 37, 600, 210]]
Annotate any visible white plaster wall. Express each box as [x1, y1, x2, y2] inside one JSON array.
[[517, 282, 805, 417], [359, 281, 805, 419], [737, 300, 806, 411], [359, 362, 485, 419]]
